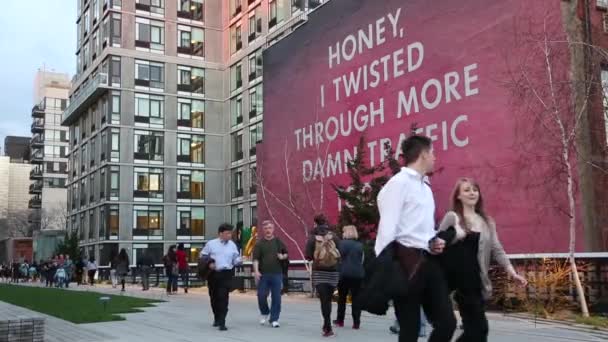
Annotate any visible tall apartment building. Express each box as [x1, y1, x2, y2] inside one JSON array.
[[0, 156, 32, 238], [62, 0, 329, 265], [30, 69, 71, 232]]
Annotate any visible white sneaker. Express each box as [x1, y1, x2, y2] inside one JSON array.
[[271, 321, 280, 328], [259, 315, 269, 325]]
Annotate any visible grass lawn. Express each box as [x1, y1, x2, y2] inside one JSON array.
[[0, 284, 161, 324]]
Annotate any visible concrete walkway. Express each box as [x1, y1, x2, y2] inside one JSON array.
[[3, 283, 607, 342]]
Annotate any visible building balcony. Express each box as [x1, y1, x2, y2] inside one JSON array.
[[30, 169, 43, 180], [31, 135, 44, 147], [31, 104, 45, 118], [28, 197, 41, 209], [62, 73, 109, 126], [31, 153, 43, 164], [29, 183, 42, 195], [31, 121, 44, 133]]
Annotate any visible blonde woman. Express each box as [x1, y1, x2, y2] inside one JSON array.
[[437, 178, 527, 342], [333, 225, 364, 330]]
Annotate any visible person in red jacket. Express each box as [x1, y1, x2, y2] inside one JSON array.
[[176, 243, 189, 293]]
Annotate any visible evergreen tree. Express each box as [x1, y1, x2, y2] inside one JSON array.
[[332, 136, 401, 242], [54, 230, 81, 261]]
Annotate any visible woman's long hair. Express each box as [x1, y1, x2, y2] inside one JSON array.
[[118, 248, 128, 262], [450, 177, 489, 231], [167, 245, 177, 260]]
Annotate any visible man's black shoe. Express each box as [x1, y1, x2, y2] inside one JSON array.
[[212, 321, 219, 327], [219, 326, 228, 331]]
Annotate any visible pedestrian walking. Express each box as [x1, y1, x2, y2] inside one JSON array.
[[75, 258, 85, 285], [63, 256, 73, 288], [201, 223, 242, 331], [305, 214, 341, 337], [87, 257, 97, 286], [253, 220, 288, 328], [436, 178, 527, 342], [163, 245, 178, 295], [176, 243, 190, 293], [110, 251, 118, 288], [375, 135, 456, 342], [137, 249, 154, 291], [334, 225, 364, 330], [116, 248, 130, 292]]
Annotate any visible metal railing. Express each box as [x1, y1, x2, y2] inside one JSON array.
[[62, 73, 108, 124]]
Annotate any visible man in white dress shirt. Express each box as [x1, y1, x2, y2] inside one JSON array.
[[375, 135, 456, 342], [201, 223, 243, 331]]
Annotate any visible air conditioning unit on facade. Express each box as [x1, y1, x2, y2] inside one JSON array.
[[598, 0, 608, 10]]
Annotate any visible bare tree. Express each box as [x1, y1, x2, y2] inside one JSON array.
[[40, 204, 68, 231], [504, 6, 608, 316], [2, 210, 34, 238]]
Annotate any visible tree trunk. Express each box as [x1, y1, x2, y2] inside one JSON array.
[[564, 145, 590, 317]]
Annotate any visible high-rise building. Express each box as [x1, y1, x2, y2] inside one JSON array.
[[62, 0, 329, 265], [30, 69, 71, 233], [4, 136, 31, 162], [0, 156, 32, 239]]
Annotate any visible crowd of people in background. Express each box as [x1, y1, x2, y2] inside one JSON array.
[[0, 254, 99, 288]]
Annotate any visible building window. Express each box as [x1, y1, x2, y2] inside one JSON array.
[[109, 205, 119, 238], [136, 0, 164, 14], [135, 17, 165, 51], [269, 0, 277, 28], [90, 138, 96, 166], [100, 167, 106, 198], [89, 210, 96, 240], [231, 97, 243, 126], [91, 31, 99, 60], [177, 170, 205, 200], [231, 205, 243, 228], [110, 56, 121, 86], [177, 207, 205, 238], [178, 0, 204, 21], [81, 178, 87, 206], [111, 13, 121, 46], [110, 166, 120, 198], [177, 26, 204, 57], [177, 134, 205, 164], [177, 98, 204, 129], [231, 25, 242, 53], [248, 49, 262, 81], [230, 0, 242, 17], [292, 0, 305, 13], [251, 204, 257, 226], [232, 132, 243, 162], [99, 206, 106, 240], [79, 213, 86, 241], [250, 122, 263, 156], [110, 128, 120, 161], [231, 62, 242, 90], [90, 173, 96, 202], [80, 144, 87, 172], [248, 7, 262, 42], [177, 66, 205, 94], [232, 169, 243, 198], [134, 130, 164, 161], [93, 0, 100, 23], [134, 167, 164, 199], [133, 206, 163, 238], [43, 178, 67, 188], [135, 60, 164, 89], [111, 91, 120, 124], [135, 93, 164, 126], [250, 164, 257, 193], [251, 84, 263, 118]]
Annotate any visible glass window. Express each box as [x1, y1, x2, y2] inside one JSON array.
[[109, 205, 119, 238], [231, 25, 242, 54], [135, 94, 164, 125], [178, 26, 204, 57], [134, 130, 164, 161], [134, 168, 164, 199], [231, 63, 242, 90], [176, 99, 204, 129], [111, 13, 121, 46], [177, 134, 204, 163], [110, 166, 120, 198], [133, 206, 163, 238], [232, 132, 243, 161], [111, 91, 120, 124], [178, 0, 203, 21], [231, 97, 243, 127], [232, 170, 243, 198], [135, 60, 164, 89]]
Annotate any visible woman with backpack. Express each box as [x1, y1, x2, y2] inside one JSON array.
[[116, 249, 130, 292], [305, 214, 341, 337], [334, 225, 364, 330], [163, 245, 178, 295]]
